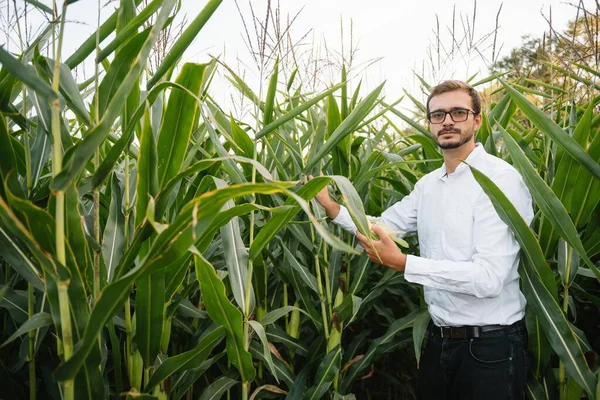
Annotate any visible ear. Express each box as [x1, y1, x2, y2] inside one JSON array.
[[473, 112, 483, 131]]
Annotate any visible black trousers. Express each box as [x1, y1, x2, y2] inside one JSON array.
[[417, 320, 530, 400]]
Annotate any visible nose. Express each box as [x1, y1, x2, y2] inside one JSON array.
[[441, 112, 454, 126]]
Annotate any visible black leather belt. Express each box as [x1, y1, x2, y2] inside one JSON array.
[[430, 320, 524, 339]]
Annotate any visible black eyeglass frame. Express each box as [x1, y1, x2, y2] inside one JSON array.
[[427, 108, 478, 124]]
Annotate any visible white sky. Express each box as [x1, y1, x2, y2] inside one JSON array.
[[3, 0, 596, 117]]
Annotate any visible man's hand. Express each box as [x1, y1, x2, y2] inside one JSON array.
[[307, 174, 340, 219], [356, 225, 407, 272]]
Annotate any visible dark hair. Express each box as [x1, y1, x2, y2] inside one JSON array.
[[426, 80, 481, 115]]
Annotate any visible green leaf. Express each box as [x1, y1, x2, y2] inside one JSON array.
[[569, 112, 600, 229], [249, 341, 295, 388], [342, 308, 421, 392], [144, 326, 226, 392], [230, 118, 255, 159], [469, 71, 509, 87], [501, 81, 600, 180], [0, 286, 29, 324], [0, 225, 44, 290], [213, 178, 255, 314], [263, 57, 279, 127], [267, 326, 308, 356], [386, 104, 432, 139], [97, 28, 150, 117], [53, 183, 287, 381], [51, 0, 177, 191], [277, 184, 360, 256], [256, 83, 343, 140], [544, 62, 600, 91], [0, 312, 52, 348], [0, 46, 58, 102], [249, 177, 328, 261], [281, 241, 319, 293], [412, 309, 431, 368], [304, 82, 385, 173], [92, 81, 190, 189], [248, 320, 278, 382], [193, 250, 256, 382], [148, 0, 223, 88], [198, 376, 238, 400], [157, 63, 207, 186], [305, 346, 342, 400], [0, 113, 23, 197], [135, 107, 159, 228], [136, 269, 165, 368], [64, 184, 92, 287], [497, 124, 599, 281], [65, 0, 145, 68], [29, 120, 51, 189], [23, 0, 52, 13], [102, 175, 125, 282], [521, 259, 596, 398], [261, 305, 314, 326], [466, 164, 558, 298], [38, 57, 90, 125], [97, 0, 162, 62]]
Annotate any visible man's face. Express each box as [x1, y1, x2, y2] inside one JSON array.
[[428, 90, 482, 150]]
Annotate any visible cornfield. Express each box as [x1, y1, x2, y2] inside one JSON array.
[[0, 1, 599, 399]]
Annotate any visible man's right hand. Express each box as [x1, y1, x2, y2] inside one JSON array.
[[307, 175, 341, 219]]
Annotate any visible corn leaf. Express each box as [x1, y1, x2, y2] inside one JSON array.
[[0, 46, 58, 102], [144, 326, 226, 392], [53, 183, 288, 381], [248, 320, 278, 382], [156, 63, 207, 186], [0, 312, 52, 348], [304, 83, 384, 173], [305, 346, 342, 400], [466, 164, 557, 298], [148, 0, 223, 88], [521, 258, 596, 397], [37, 57, 90, 125], [135, 108, 159, 228], [501, 82, 600, 180], [193, 250, 256, 382], [136, 269, 165, 368], [51, 0, 177, 191], [256, 83, 343, 140], [281, 241, 319, 293], [97, 0, 162, 62], [342, 309, 421, 392], [497, 123, 599, 281], [263, 57, 279, 127], [102, 175, 125, 283], [213, 177, 254, 315]]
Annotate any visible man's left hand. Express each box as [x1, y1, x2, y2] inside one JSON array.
[[356, 225, 407, 272]]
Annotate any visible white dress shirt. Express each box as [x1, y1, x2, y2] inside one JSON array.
[[332, 144, 534, 327]]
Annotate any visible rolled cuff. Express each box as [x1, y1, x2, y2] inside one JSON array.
[[331, 205, 358, 233]]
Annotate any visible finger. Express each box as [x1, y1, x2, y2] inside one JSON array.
[[358, 237, 373, 251], [371, 225, 389, 243], [356, 230, 368, 242]]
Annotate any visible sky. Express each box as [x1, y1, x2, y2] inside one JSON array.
[[2, 0, 596, 117]]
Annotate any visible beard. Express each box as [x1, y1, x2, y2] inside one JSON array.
[[434, 127, 474, 149]]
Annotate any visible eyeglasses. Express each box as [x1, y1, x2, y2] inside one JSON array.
[[427, 108, 477, 124]]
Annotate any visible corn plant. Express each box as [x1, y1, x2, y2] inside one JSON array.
[[1, 1, 599, 399]]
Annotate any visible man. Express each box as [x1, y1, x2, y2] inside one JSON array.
[[312, 80, 534, 399]]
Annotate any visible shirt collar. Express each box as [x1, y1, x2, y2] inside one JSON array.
[[436, 143, 485, 179]]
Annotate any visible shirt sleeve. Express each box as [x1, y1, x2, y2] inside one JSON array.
[[404, 170, 534, 298], [331, 179, 422, 235]]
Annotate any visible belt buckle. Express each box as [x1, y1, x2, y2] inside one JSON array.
[[440, 326, 444, 338]]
